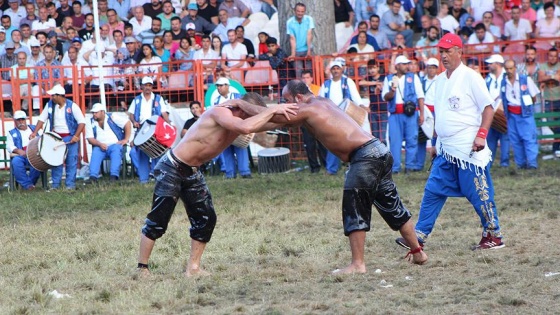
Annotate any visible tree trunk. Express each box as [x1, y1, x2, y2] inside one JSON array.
[[277, 0, 336, 56]]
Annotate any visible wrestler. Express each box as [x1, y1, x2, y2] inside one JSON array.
[[136, 93, 297, 277], [226, 82, 428, 274]]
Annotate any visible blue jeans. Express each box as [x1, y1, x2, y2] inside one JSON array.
[[222, 145, 250, 178], [326, 150, 340, 174], [89, 144, 123, 178], [487, 127, 510, 167], [369, 111, 388, 143], [415, 155, 502, 241], [388, 112, 418, 173], [12, 155, 41, 189], [130, 146, 151, 183], [508, 113, 538, 168], [52, 136, 79, 189]]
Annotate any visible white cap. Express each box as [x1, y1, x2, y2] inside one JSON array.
[[215, 77, 230, 85], [395, 55, 411, 65], [485, 54, 504, 64], [90, 103, 106, 113], [141, 76, 154, 85], [29, 38, 40, 47], [13, 110, 27, 120], [426, 57, 439, 67], [46, 84, 66, 95], [186, 23, 196, 30], [330, 61, 343, 69]]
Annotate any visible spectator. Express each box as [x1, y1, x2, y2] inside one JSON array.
[[449, 0, 470, 28], [299, 69, 326, 173], [212, 9, 247, 43], [437, 3, 459, 34], [32, 44, 62, 111], [62, 46, 89, 95], [431, 15, 449, 36], [11, 30, 30, 56], [381, 0, 413, 48], [30, 84, 86, 191], [368, 14, 390, 50], [490, 0, 511, 36], [124, 36, 141, 62], [419, 14, 432, 38], [466, 57, 481, 74], [504, 6, 533, 41], [334, 0, 355, 27], [143, 0, 163, 18], [348, 31, 375, 59], [182, 2, 216, 36], [130, 6, 153, 36], [99, 23, 114, 46], [153, 35, 170, 73], [170, 16, 187, 40], [193, 34, 219, 84], [162, 30, 178, 54], [350, 21, 381, 51], [7, 110, 41, 190], [235, 25, 254, 57], [46, 2, 64, 27], [114, 46, 138, 107], [20, 3, 38, 28], [96, 0, 109, 25], [415, 25, 440, 62], [211, 34, 223, 54], [258, 36, 288, 94], [537, 48, 560, 154], [106, 9, 125, 37], [536, 0, 560, 20], [532, 0, 545, 11], [54, 16, 74, 43], [136, 43, 162, 82], [157, 1, 177, 31], [535, 2, 560, 42], [469, 0, 494, 22], [138, 16, 164, 44], [219, 0, 250, 18], [11, 51, 34, 111], [354, 0, 377, 24], [5, 0, 25, 28], [186, 24, 202, 47], [516, 45, 539, 84], [257, 31, 268, 55], [244, 0, 277, 18], [78, 13, 94, 40], [107, 29, 126, 54], [196, 0, 219, 25], [222, 28, 247, 74], [466, 23, 495, 54], [84, 48, 115, 107], [70, 1, 85, 29], [26, 39, 44, 66], [286, 2, 314, 78], [86, 103, 132, 182], [109, 0, 130, 23], [48, 31, 64, 61], [58, 0, 75, 17], [32, 7, 56, 35], [382, 55, 425, 173], [520, 0, 537, 24], [180, 100, 202, 137], [175, 36, 195, 71], [359, 59, 388, 143]]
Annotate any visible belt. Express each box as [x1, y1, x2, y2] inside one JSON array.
[[425, 104, 435, 113], [167, 151, 199, 176], [507, 105, 522, 115], [349, 138, 376, 162], [393, 103, 419, 114], [57, 133, 71, 137]]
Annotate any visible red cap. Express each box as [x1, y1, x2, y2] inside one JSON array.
[[437, 33, 463, 49]]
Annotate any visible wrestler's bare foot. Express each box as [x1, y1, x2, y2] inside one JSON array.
[[136, 267, 151, 278], [412, 250, 428, 265], [184, 267, 210, 278], [331, 263, 366, 275]]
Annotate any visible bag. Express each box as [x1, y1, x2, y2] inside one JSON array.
[[403, 101, 416, 117]]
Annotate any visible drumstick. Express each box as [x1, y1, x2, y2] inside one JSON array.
[[53, 142, 69, 150]]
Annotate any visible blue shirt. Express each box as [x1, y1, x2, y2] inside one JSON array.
[[34, 59, 62, 81], [286, 15, 315, 53], [109, 0, 131, 21]]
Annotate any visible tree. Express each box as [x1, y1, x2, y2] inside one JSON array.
[[277, 0, 336, 56]]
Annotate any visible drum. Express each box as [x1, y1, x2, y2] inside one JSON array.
[[257, 147, 290, 174], [418, 106, 435, 142], [339, 99, 367, 126], [491, 104, 508, 134], [133, 115, 169, 159], [26, 131, 66, 172], [232, 133, 254, 148]]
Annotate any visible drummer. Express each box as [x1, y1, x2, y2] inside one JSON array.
[[413, 57, 439, 171], [128, 76, 172, 184], [29, 84, 86, 191], [7, 110, 41, 190]]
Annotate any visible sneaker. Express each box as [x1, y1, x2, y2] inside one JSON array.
[[473, 235, 505, 250], [395, 237, 424, 250]]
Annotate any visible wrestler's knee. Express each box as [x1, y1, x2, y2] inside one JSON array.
[[342, 189, 371, 236], [142, 218, 167, 240], [189, 210, 217, 243]]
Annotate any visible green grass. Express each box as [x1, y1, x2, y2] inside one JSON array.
[[1, 160, 560, 314]]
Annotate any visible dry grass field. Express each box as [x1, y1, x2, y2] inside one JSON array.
[[1, 160, 560, 314]]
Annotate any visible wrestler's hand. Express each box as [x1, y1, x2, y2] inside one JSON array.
[[472, 137, 486, 153], [215, 99, 237, 108], [273, 104, 298, 120]]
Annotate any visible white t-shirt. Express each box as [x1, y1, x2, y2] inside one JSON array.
[[504, 18, 533, 41], [39, 101, 86, 134], [31, 19, 56, 32], [138, 56, 162, 78], [86, 114, 129, 145], [128, 92, 169, 124], [467, 31, 495, 52], [130, 16, 153, 36], [381, 73, 425, 104], [193, 48, 220, 65], [423, 76, 437, 106], [434, 63, 494, 168], [504, 74, 540, 106], [222, 42, 247, 67], [438, 15, 459, 34]]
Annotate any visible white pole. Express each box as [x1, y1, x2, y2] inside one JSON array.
[[91, 0, 106, 108]]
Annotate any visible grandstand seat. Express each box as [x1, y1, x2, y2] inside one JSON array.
[[335, 22, 354, 52], [2, 80, 11, 98], [168, 72, 188, 89], [244, 61, 278, 85]]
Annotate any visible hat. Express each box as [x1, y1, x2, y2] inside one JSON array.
[[334, 57, 346, 66], [0, 26, 6, 33], [13, 110, 27, 120], [72, 36, 82, 43], [395, 55, 411, 65], [5, 42, 15, 49], [485, 54, 504, 64], [47, 31, 57, 38], [437, 33, 463, 49], [426, 57, 439, 67], [46, 84, 66, 96], [90, 103, 106, 113], [124, 36, 136, 44], [8, 0, 18, 3], [185, 23, 196, 30], [29, 38, 40, 47], [141, 76, 154, 85], [215, 77, 230, 85], [330, 60, 343, 69], [187, 2, 197, 10]]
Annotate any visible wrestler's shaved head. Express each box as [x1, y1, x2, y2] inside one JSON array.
[[285, 80, 312, 97], [242, 92, 267, 107]]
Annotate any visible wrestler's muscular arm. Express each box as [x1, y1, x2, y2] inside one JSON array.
[[472, 104, 495, 152], [212, 104, 297, 134], [221, 99, 300, 131]]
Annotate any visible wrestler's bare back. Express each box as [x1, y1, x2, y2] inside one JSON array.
[[171, 107, 245, 166]]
